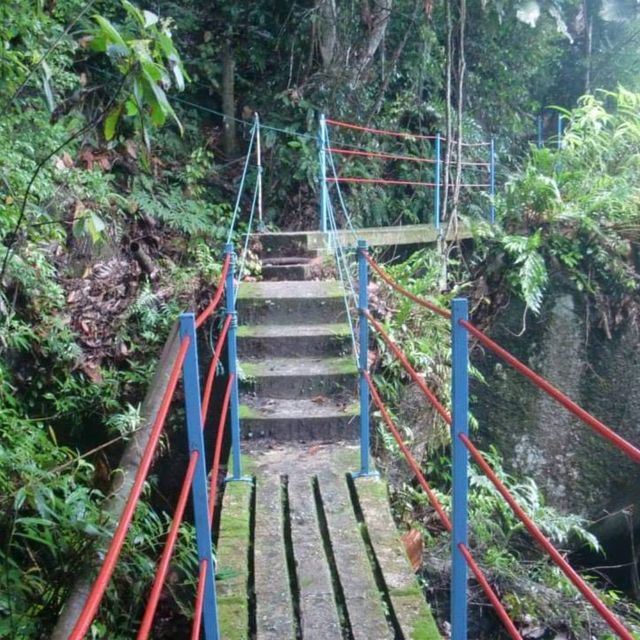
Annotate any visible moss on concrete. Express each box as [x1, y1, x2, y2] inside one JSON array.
[[216, 474, 252, 640]]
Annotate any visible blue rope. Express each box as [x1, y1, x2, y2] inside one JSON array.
[[325, 130, 358, 240], [227, 123, 257, 244], [326, 200, 358, 361], [234, 180, 259, 304]]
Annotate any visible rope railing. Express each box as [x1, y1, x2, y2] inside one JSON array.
[[65, 119, 264, 638], [364, 252, 452, 319], [459, 319, 640, 464], [68, 336, 191, 640], [460, 432, 633, 639], [327, 176, 490, 188], [364, 371, 451, 530], [355, 255, 639, 639], [195, 253, 232, 329], [137, 449, 200, 639], [364, 309, 451, 424]]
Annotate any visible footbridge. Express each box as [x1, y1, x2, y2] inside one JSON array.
[[59, 115, 639, 640]]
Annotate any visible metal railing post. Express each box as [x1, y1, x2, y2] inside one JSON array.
[[255, 112, 265, 232], [225, 243, 243, 480], [489, 138, 496, 224], [319, 113, 328, 233], [179, 313, 219, 640], [557, 114, 563, 150], [357, 239, 370, 476], [537, 114, 543, 149], [434, 133, 441, 230], [451, 298, 469, 640]]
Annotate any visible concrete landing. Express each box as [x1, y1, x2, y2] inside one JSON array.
[[253, 223, 471, 257], [216, 444, 441, 640]]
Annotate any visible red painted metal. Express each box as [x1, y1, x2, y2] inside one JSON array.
[[137, 450, 199, 640], [191, 558, 208, 640], [327, 146, 436, 164], [195, 253, 231, 329], [458, 543, 523, 640], [460, 432, 633, 640], [365, 254, 451, 319], [208, 373, 235, 525], [365, 310, 452, 424], [201, 313, 232, 425], [325, 118, 439, 141], [327, 176, 490, 188], [364, 371, 452, 532], [459, 319, 640, 464], [68, 337, 191, 640]]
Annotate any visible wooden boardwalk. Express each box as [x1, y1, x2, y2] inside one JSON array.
[[216, 443, 440, 640]]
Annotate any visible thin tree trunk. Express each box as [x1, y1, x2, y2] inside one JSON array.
[[222, 36, 236, 158], [51, 323, 181, 640], [317, 0, 338, 69]]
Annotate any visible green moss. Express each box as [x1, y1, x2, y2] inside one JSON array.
[[239, 404, 259, 420]]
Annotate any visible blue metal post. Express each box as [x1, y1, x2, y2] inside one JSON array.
[[489, 138, 496, 224], [536, 114, 543, 149], [319, 113, 328, 233], [357, 239, 370, 476], [179, 313, 219, 640], [225, 243, 243, 480], [434, 133, 441, 230], [557, 114, 563, 150], [451, 298, 469, 640]]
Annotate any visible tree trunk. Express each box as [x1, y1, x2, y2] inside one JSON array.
[[351, 0, 393, 85], [222, 37, 236, 158], [50, 323, 181, 640], [317, 0, 337, 69]]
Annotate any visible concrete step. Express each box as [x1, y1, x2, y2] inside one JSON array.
[[237, 280, 346, 325], [239, 356, 358, 398], [237, 323, 353, 358], [240, 396, 359, 441], [261, 263, 313, 281], [252, 231, 318, 258]]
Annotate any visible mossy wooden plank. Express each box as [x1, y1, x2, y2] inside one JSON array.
[[288, 475, 342, 640], [318, 470, 391, 640], [254, 473, 296, 640], [356, 477, 441, 640], [217, 479, 252, 640]]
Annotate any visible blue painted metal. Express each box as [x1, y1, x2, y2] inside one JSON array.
[[537, 115, 543, 149], [319, 113, 329, 233], [434, 133, 441, 230], [225, 242, 243, 481], [489, 139, 496, 224], [357, 239, 371, 476], [179, 313, 219, 640], [451, 298, 469, 640], [557, 114, 563, 150]]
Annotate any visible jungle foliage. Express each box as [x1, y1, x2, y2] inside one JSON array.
[[1, 0, 640, 637]]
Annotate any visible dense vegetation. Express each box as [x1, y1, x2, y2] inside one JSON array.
[[1, 0, 640, 637]]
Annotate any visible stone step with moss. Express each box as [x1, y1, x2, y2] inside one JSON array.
[[237, 323, 352, 358], [239, 396, 359, 441]]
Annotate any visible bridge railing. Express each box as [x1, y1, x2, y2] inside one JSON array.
[[359, 247, 639, 640], [319, 113, 496, 230], [65, 114, 266, 640]]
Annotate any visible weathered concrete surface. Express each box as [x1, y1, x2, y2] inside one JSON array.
[[254, 474, 296, 640], [241, 356, 358, 398], [237, 280, 345, 325], [240, 396, 359, 441], [217, 480, 252, 640], [216, 443, 441, 639], [237, 322, 351, 358], [357, 477, 442, 640], [253, 223, 471, 255]]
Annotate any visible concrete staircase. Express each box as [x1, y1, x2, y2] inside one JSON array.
[[236, 237, 359, 441]]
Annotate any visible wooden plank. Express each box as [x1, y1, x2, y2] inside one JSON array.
[[288, 475, 342, 640], [318, 470, 391, 640], [217, 480, 252, 640], [254, 473, 296, 640], [356, 477, 441, 640]]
